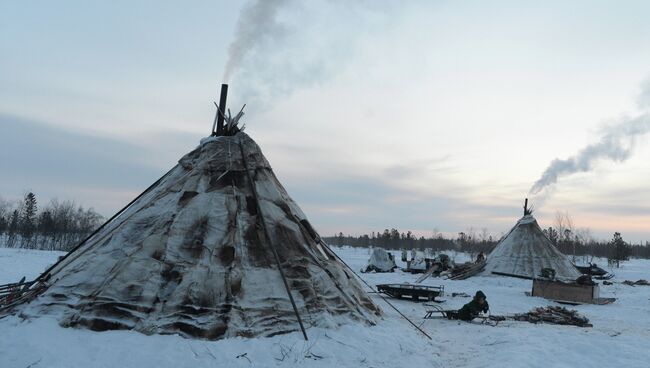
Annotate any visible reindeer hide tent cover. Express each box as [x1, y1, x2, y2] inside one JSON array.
[[483, 214, 581, 280], [17, 132, 381, 339]]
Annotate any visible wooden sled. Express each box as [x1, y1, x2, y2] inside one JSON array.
[[377, 283, 444, 302], [422, 304, 503, 326], [0, 276, 49, 315]]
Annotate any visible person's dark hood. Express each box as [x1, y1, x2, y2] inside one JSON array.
[[475, 290, 486, 300]]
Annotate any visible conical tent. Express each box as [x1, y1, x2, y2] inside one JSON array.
[[483, 215, 581, 280], [361, 248, 397, 273], [17, 132, 381, 339]]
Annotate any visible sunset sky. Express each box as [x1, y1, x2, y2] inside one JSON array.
[[2, 0, 649, 241]]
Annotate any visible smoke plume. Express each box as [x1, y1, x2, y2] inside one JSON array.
[[530, 81, 650, 195], [637, 77, 650, 109], [223, 0, 289, 82], [220, 1, 392, 109]]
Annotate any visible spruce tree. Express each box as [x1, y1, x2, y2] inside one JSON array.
[[610, 232, 629, 268], [20, 192, 38, 247]]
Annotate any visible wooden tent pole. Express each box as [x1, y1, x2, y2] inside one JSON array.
[[238, 140, 309, 341]]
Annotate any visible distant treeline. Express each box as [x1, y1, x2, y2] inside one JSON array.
[[323, 228, 497, 255], [544, 228, 648, 261], [325, 217, 650, 261], [0, 192, 103, 251]]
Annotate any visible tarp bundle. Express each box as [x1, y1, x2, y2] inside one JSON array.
[[362, 248, 397, 273], [409, 250, 428, 272]]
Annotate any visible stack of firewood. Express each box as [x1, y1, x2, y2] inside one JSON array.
[[447, 260, 486, 280], [513, 306, 592, 327]]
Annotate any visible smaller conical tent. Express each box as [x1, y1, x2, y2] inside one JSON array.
[[483, 214, 581, 280], [361, 248, 396, 273]]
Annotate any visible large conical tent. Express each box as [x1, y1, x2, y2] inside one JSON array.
[[15, 132, 381, 339], [483, 213, 581, 280]]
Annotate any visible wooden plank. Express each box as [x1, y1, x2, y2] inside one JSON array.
[[415, 264, 440, 283]]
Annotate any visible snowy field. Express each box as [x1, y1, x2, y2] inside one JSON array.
[[1, 246, 649, 368]]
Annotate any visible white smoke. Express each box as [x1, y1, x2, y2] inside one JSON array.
[[221, 1, 394, 109], [637, 77, 650, 109], [530, 80, 650, 195], [223, 0, 290, 83]]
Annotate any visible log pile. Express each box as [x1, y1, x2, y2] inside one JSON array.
[[513, 306, 592, 327], [448, 260, 486, 280]]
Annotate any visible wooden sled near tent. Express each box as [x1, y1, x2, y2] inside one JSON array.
[[0, 277, 48, 314], [423, 304, 593, 328], [573, 263, 614, 280], [422, 304, 504, 326], [377, 283, 445, 302], [0, 277, 28, 307]]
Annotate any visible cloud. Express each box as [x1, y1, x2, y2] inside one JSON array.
[[224, 1, 395, 110], [383, 156, 456, 178], [282, 165, 518, 238], [0, 114, 162, 213]]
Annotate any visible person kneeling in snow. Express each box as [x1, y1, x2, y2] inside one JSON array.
[[448, 290, 489, 321]]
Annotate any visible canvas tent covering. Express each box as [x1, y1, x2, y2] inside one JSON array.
[[409, 251, 428, 272], [483, 215, 581, 280], [12, 132, 380, 339], [362, 248, 397, 273]]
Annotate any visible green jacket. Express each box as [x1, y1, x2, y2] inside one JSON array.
[[458, 292, 489, 321]]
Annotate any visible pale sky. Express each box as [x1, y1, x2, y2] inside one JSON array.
[[1, 0, 650, 242]]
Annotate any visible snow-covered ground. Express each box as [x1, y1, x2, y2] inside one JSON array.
[[1, 246, 649, 368]]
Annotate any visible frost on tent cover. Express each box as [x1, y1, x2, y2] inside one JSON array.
[[6, 132, 381, 340]]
